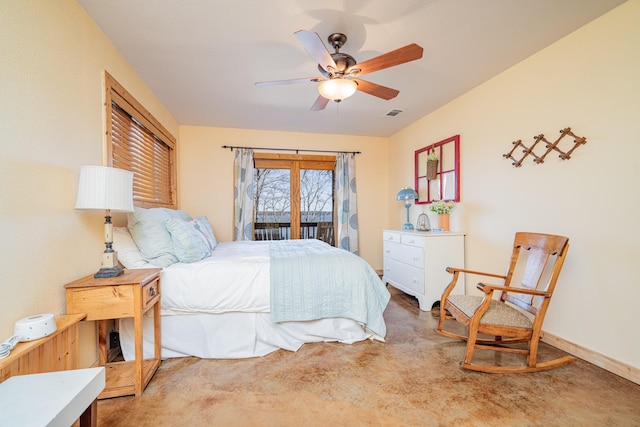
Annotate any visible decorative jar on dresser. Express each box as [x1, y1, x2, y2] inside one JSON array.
[[382, 230, 465, 311]]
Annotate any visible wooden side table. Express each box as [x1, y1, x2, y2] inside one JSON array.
[[0, 313, 85, 382], [65, 268, 162, 398]]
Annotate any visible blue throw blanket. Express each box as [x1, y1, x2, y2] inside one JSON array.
[[269, 239, 390, 338]]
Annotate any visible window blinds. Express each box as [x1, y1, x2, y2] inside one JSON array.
[[110, 101, 174, 207]]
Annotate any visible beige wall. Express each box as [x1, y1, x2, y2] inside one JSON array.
[[389, 1, 640, 370], [0, 1, 179, 366], [178, 126, 389, 267]]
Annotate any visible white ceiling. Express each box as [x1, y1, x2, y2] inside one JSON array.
[[77, 0, 625, 137]]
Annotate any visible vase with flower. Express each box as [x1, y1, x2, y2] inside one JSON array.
[[428, 200, 455, 231]]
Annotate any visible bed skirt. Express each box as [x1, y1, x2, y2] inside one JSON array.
[[118, 313, 374, 360]]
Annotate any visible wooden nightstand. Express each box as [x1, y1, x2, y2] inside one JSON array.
[[65, 268, 162, 398]]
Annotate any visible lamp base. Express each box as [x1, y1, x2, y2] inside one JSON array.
[[94, 265, 125, 279], [402, 204, 415, 231]]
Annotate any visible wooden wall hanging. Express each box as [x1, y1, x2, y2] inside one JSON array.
[[503, 127, 586, 167]]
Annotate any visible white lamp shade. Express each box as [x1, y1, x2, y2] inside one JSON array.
[[318, 78, 358, 101], [75, 166, 134, 212]]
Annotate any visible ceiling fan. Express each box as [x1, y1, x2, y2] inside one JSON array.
[[255, 30, 424, 111]]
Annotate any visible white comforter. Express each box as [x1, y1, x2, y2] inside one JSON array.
[[121, 239, 389, 359], [159, 240, 272, 315]]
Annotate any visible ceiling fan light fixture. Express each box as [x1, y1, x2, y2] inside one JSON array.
[[318, 78, 357, 102]]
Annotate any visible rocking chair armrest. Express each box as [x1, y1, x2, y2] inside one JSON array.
[[446, 267, 507, 280], [477, 283, 551, 297], [440, 267, 467, 301]]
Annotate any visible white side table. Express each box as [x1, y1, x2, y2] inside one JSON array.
[[0, 367, 105, 427]]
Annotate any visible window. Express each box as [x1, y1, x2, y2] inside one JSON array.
[[253, 153, 335, 245], [104, 71, 177, 208]]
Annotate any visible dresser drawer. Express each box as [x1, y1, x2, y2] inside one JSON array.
[[383, 241, 402, 261], [383, 231, 402, 243], [384, 241, 424, 269], [400, 233, 425, 248], [383, 258, 425, 295]]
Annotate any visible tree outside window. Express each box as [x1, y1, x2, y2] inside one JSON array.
[[253, 154, 335, 244]]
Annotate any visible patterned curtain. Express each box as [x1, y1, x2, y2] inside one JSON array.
[[233, 149, 255, 241], [335, 153, 358, 254]]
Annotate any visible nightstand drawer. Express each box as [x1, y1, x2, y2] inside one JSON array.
[[66, 285, 136, 320], [142, 278, 160, 309]]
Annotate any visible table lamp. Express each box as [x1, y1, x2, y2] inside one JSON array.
[[75, 166, 134, 278], [396, 187, 419, 230]]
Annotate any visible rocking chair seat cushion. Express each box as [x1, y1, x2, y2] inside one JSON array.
[[447, 295, 532, 328]]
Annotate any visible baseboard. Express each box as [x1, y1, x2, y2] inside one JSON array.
[[541, 330, 640, 385]]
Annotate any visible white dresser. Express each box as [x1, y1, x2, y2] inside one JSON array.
[[382, 230, 465, 311]]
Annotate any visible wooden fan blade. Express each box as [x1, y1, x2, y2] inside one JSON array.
[[255, 77, 322, 87], [310, 95, 330, 111], [353, 79, 399, 100], [354, 43, 423, 76], [294, 30, 337, 72]]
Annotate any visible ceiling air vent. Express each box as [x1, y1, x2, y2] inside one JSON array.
[[385, 108, 405, 117]]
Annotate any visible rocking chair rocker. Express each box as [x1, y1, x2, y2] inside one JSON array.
[[435, 232, 575, 373]]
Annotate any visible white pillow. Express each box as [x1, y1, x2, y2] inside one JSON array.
[[193, 216, 217, 250], [165, 218, 212, 263], [112, 227, 152, 269], [127, 207, 192, 267]]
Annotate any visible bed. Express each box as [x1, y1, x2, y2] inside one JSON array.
[[112, 207, 390, 360]]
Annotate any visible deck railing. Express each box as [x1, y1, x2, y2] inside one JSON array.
[[254, 222, 334, 245]]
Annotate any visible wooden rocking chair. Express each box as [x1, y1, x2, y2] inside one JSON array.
[[435, 232, 575, 373]]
